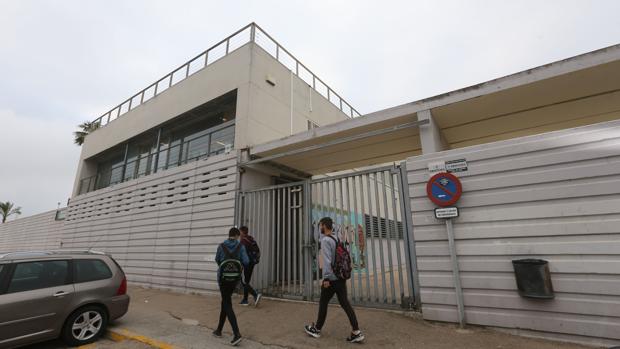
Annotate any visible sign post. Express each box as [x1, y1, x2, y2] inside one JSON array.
[[426, 172, 465, 328]]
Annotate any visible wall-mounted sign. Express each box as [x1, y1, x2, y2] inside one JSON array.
[[426, 172, 463, 207], [427, 161, 447, 177], [434, 207, 459, 219], [445, 159, 468, 173]]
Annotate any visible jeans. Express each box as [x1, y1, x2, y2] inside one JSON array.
[[242, 263, 258, 301], [315, 279, 359, 331], [217, 281, 241, 336]]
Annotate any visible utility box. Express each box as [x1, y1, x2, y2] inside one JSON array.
[[512, 259, 554, 299]]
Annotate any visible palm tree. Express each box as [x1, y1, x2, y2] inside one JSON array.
[[73, 121, 100, 146], [0, 201, 22, 223]]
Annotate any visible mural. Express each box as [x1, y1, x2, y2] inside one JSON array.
[[311, 205, 367, 272]]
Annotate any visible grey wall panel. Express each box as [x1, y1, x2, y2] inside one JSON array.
[[0, 210, 65, 252], [61, 152, 238, 293], [406, 119, 620, 344]]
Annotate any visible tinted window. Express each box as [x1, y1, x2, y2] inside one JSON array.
[[75, 259, 112, 283], [8, 260, 69, 293]]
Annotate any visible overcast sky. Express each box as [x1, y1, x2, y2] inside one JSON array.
[[1, 0, 619, 218]]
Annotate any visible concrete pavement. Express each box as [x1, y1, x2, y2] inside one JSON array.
[[105, 286, 597, 349]]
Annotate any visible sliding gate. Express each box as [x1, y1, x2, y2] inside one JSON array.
[[239, 164, 418, 310]]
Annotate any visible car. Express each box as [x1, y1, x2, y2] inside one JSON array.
[[0, 250, 130, 348]]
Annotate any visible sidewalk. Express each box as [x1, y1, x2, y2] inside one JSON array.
[[109, 286, 595, 349]]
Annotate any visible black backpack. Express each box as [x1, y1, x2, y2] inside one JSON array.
[[244, 236, 261, 264], [219, 243, 243, 283]]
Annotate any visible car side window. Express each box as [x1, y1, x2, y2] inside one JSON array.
[[74, 259, 113, 283], [7, 260, 70, 293]]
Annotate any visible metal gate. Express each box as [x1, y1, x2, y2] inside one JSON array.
[[239, 163, 418, 310]]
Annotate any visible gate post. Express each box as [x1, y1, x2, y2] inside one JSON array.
[[398, 161, 422, 310], [302, 180, 313, 301]]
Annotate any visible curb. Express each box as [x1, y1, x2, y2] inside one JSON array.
[[106, 328, 180, 349]]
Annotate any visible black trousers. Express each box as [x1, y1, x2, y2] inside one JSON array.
[[217, 281, 240, 336], [242, 263, 258, 301], [315, 279, 359, 331]]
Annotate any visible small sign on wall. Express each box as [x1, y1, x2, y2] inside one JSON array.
[[428, 161, 447, 176], [445, 159, 468, 173], [434, 207, 459, 219]]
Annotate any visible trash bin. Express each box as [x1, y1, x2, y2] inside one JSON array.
[[512, 259, 554, 299]]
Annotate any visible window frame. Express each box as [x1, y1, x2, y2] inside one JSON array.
[[0, 263, 11, 295], [4, 259, 73, 294], [72, 258, 114, 284]]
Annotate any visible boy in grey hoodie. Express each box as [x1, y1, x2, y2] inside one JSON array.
[[304, 217, 365, 343]]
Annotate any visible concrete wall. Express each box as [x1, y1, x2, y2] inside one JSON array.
[[406, 120, 620, 346], [239, 44, 350, 148], [0, 210, 65, 252], [63, 152, 238, 294]]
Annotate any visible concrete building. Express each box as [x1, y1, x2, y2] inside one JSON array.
[[1, 23, 619, 347]]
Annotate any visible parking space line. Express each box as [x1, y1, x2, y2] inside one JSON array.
[[106, 328, 179, 349]]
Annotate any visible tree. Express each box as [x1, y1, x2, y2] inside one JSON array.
[[73, 121, 100, 146], [0, 201, 22, 223]]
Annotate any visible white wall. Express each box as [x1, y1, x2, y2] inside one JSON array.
[[0, 210, 65, 252], [406, 119, 620, 346], [63, 152, 238, 294]]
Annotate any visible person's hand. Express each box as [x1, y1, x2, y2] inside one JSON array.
[[322, 280, 331, 288]]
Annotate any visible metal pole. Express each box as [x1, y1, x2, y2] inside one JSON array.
[[373, 172, 388, 304], [446, 218, 465, 328], [303, 181, 312, 300], [389, 170, 405, 303], [365, 174, 380, 303], [381, 171, 397, 304]]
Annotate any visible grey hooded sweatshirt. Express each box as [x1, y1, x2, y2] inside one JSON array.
[[321, 234, 339, 281]]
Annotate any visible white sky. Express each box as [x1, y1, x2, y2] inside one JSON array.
[[1, 0, 619, 217]]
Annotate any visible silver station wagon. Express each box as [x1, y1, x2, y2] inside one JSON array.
[[0, 250, 130, 348]]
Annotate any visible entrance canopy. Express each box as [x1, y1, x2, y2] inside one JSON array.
[[246, 44, 620, 175]]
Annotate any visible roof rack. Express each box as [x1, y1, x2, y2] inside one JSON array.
[[0, 249, 107, 260]]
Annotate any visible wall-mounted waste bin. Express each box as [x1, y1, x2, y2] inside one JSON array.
[[512, 259, 554, 299]]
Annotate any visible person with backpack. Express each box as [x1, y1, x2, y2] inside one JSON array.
[[304, 217, 365, 343], [239, 226, 262, 306], [214, 227, 250, 346]]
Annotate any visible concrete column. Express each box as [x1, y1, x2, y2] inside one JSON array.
[[418, 109, 447, 154]]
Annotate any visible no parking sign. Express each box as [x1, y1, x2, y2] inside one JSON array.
[[426, 172, 462, 207]]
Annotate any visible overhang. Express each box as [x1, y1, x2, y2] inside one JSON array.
[[246, 44, 620, 175]]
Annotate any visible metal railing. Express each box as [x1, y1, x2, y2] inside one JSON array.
[[78, 122, 234, 195], [92, 22, 361, 129]]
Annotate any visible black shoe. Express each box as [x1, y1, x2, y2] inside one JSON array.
[[304, 323, 321, 338], [213, 330, 223, 338], [346, 331, 365, 343], [231, 335, 243, 346]]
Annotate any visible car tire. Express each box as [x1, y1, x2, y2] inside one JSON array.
[[61, 305, 108, 347]]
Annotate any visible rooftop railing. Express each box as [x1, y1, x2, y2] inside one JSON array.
[[92, 22, 361, 130]]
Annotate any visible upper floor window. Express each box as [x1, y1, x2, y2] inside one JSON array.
[[78, 90, 237, 195]]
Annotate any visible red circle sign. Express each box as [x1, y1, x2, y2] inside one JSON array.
[[426, 172, 463, 207]]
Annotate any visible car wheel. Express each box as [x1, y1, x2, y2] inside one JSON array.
[[61, 305, 108, 346]]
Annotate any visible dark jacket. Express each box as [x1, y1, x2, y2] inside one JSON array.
[[216, 238, 250, 283]]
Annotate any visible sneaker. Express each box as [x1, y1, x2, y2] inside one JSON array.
[[212, 330, 222, 338], [254, 293, 262, 307], [239, 300, 249, 306], [346, 331, 365, 343], [231, 335, 243, 346], [304, 323, 321, 338]]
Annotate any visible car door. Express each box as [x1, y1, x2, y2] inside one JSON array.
[[0, 259, 74, 347]]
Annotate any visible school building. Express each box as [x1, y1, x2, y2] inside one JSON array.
[[1, 23, 619, 347]]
